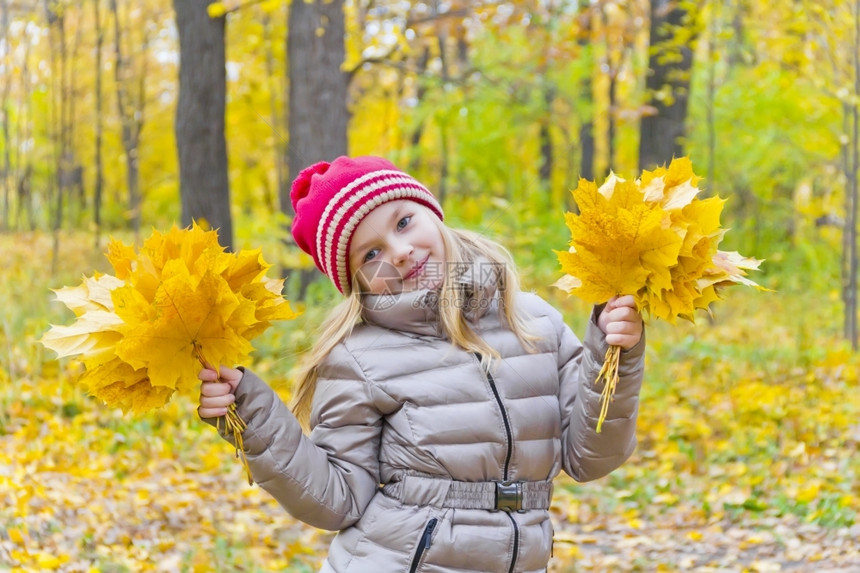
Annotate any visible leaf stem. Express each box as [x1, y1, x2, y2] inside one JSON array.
[[595, 345, 621, 433]]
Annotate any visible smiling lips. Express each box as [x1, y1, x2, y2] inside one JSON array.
[[404, 256, 429, 280]]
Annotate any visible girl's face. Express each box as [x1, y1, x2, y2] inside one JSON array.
[[349, 200, 446, 295]]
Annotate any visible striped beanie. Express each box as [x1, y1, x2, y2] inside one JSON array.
[[290, 156, 444, 294]]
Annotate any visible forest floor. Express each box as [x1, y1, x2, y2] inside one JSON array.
[[2, 433, 859, 572], [554, 517, 860, 571]]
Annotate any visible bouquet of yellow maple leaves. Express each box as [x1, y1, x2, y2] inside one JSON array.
[[41, 223, 298, 483], [555, 157, 767, 432]]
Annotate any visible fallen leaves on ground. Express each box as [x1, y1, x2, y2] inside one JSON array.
[[0, 389, 328, 572]]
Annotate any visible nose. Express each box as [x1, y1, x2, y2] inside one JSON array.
[[390, 237, 413, 266]]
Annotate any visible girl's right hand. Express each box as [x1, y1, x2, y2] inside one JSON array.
[[197, 365, 244, 419]]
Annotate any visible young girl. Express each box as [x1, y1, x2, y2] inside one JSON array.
[[198, 155, 645, 573]]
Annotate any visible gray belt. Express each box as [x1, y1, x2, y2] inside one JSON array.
[[382, 475, 553, 512]]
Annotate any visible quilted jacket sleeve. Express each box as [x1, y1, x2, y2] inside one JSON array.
[[555, 304, 646, 482], [203, 343, 388, 531]]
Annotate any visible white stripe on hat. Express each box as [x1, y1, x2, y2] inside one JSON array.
[[333, 187, 439, 292], [314, 169, 408, 276]]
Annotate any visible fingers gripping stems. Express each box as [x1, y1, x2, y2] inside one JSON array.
[[194, 342, 253, 485]]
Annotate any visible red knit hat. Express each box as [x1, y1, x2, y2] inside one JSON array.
[[290, 156, 444, 294]]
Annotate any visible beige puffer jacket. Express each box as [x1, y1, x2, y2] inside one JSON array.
[[209, 289, 645, 573]]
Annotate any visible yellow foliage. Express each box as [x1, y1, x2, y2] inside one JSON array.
[[41, 223, 299, 415], [206, 2, 227, 18], [555, 157, 768, 432], [556, 157, 768, 323]]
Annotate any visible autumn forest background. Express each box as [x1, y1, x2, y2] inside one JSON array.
[[2, 0, 860, 571]]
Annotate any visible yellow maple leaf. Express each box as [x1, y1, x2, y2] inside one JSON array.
[[106, 240, 137, 280], [43, 223, 297, 411], [115, 259, 253, 391], [42, 273, 127, 358], [558, 159, 765, 322], [558, 176, 683, 304], [641, 171, 700, 212], [78, 355, 170, 415], [223, 248, 269, 288], [52, 273, 124, 316], [555, 157, 768, 431]]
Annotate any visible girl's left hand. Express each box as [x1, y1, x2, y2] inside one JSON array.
[[597, 295, 643, 350]]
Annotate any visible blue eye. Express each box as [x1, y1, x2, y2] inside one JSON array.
[[397, 216, 411, 231], [363, 248, 380, 263]]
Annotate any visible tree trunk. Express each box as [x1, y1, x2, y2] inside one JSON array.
[[705, 0, 718, 197], [15, 37, 33, 231], [285, 0, 348, 215], [111, 0, 148, 237], [0, 0, 10, 231], [17, 166, 32, 231], [438, 120, 449, 205], [435, 17, 449, 205], [45, 0, 65, 272], [844, 100, 856, 345], [94, 0, 105, 246], [577, 0, 594, 182], [846, 0, 860, 348], [173, 0, 232, 249], [67, 11, 84, 223], [728, 0, 747, 66], [285, 0, 348, 298], [263, 12, 282, 213], [539, 84, 555, 191], [639, 0, 698, 171], [607, 68, 618, 174], [579, 118, 595, 182], [408, 46, 431, 174], [600, 0, 630, 178]]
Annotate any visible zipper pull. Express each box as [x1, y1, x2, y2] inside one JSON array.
[[423, 518, 438, 549]]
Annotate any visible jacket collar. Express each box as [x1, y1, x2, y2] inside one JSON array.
[[361, 258, 500, 338], [362, 289, 443, 337]]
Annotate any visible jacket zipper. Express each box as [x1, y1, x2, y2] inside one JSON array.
[[476, 353, 514, 480], [475, 354, 519, 572], [408, 518, 438, 573], [505, 512, 520, 573]]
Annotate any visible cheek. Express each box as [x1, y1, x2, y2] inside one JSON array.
[[354, 260, 403, 295], [425, 227, 446, 258]]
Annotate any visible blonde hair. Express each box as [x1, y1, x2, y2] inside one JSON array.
[[290, 220, 539, 430]]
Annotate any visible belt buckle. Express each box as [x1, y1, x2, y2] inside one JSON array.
[[494, 481, 523, 512]]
